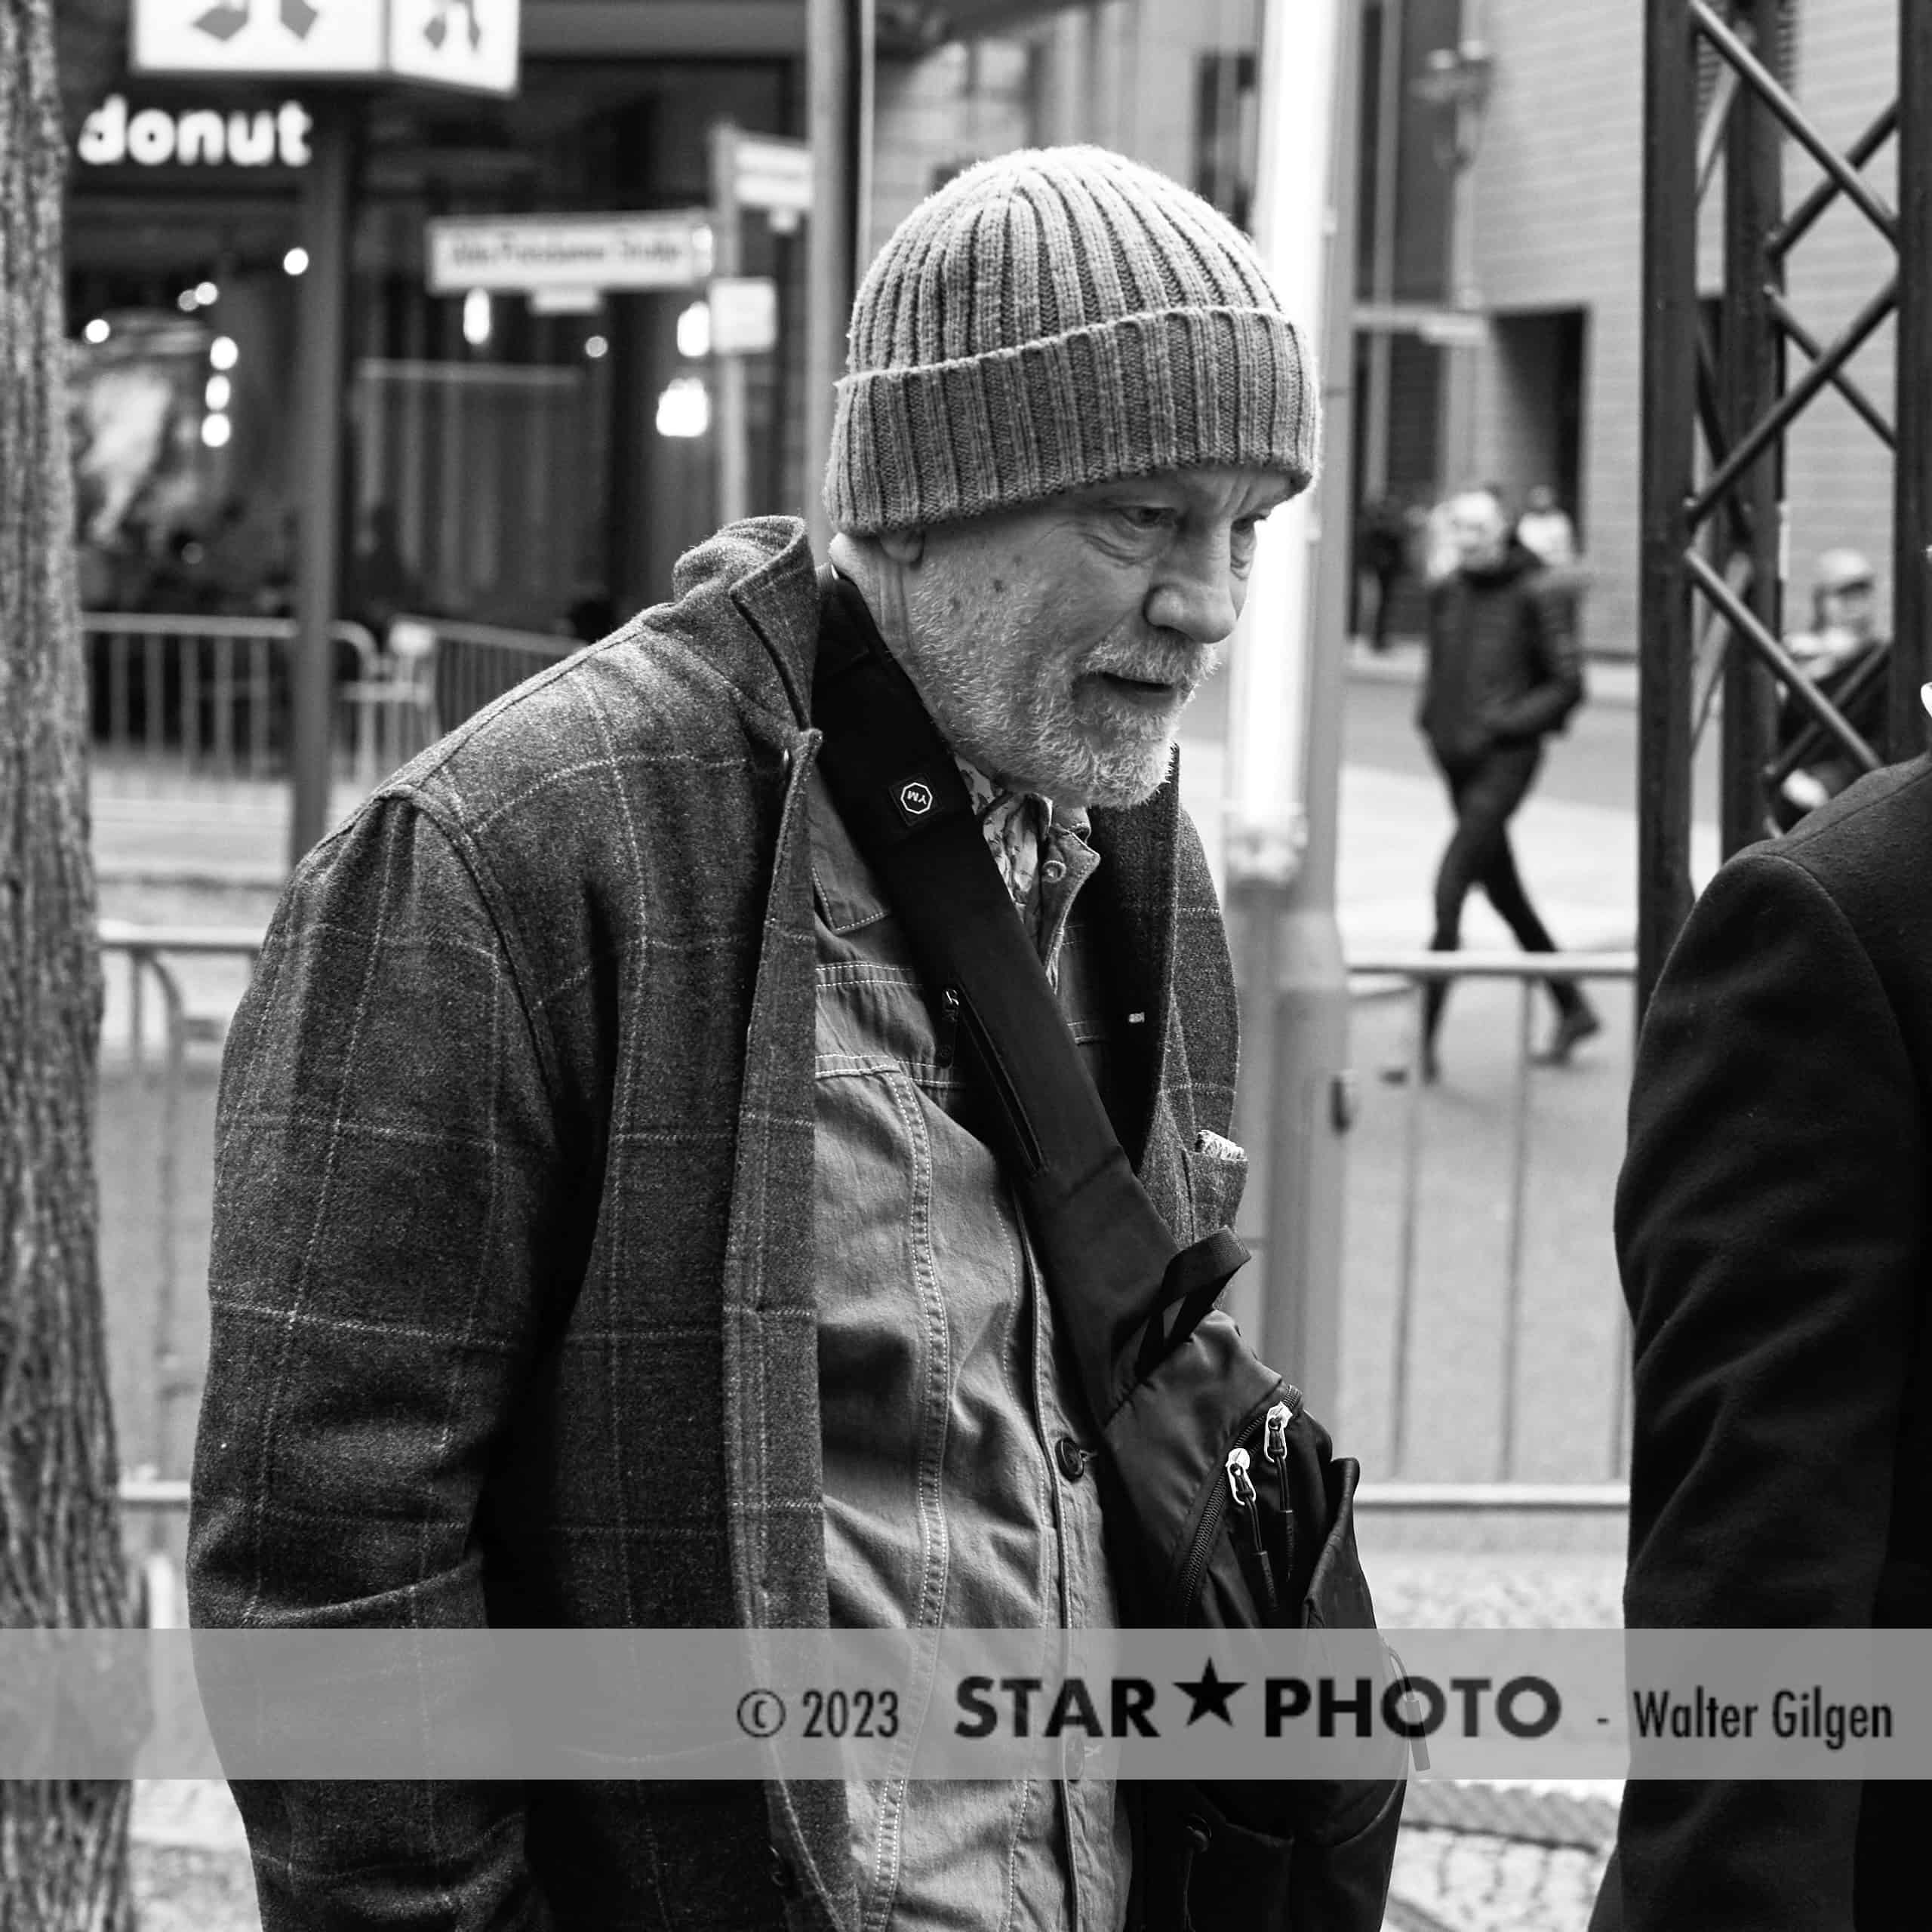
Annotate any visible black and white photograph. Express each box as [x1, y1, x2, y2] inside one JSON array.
[[2, 1, 1930, 1927]]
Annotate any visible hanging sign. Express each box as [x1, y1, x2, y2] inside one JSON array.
[[131, 0, 521, 97], [708, 277, 778, 355], [427, 213, 714, 294], [732, 134, 814, 215]]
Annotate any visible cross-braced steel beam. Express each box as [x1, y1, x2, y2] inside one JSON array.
[[1638, 0, 1932, 1012]]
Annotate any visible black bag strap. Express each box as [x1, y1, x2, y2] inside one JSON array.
[[811, 568, 1249, 1423]]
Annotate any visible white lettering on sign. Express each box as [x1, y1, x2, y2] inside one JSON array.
[[78, 95, 313, 168], [426, 214, 714, 294]]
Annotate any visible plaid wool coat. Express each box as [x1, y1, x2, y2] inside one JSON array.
[[188, 518, 1250, 1930]]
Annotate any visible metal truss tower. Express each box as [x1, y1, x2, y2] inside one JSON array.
[[1639, 0, 1932, 1008]]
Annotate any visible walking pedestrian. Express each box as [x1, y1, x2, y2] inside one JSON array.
[[1590, 689, 1932, 1932], [1386, 483, 1598, 1083], [186, 146, 1398, 1930]]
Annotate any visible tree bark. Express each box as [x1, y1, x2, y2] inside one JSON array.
[[1, 1, 134, 1926]]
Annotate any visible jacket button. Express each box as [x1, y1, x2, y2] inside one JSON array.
[[1054, 1437, 1088, 1481], [768, 1849, 799, 1897]]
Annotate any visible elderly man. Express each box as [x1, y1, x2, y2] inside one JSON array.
[[189, 147, 1359, 1930]]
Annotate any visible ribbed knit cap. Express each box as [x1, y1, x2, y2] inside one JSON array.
[[824, 145, 1318, 534]]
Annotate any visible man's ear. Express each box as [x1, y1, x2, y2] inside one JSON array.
[[878, 527, 925, 567]]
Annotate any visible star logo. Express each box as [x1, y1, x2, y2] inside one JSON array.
[[1174, 1657, 1243, 1727]]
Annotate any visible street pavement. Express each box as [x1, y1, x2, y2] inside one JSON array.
[[101, 652, 1656, 1930]]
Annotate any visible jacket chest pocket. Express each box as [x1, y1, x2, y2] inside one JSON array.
[[1183, 1128, 1249, 1238]]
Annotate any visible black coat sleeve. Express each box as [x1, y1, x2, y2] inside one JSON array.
[[1603, 846, 1927, 1932], [1486, 578, 1585, 742]]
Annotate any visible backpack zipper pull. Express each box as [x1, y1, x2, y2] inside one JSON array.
[[1226, 1446, 1281, 1623], [1263, 1397, 1297, 1590], [1226, 1447, 1262, 1547]]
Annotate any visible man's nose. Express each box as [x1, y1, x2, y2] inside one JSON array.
[[1146, 535, 1241, 645]]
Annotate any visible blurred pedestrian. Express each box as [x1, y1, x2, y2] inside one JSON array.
[[1355, 491, 1410, 652], [1420, 490, 1461, 585], [1590, 692, 1932, 1932], [1514, 482, 1577, 571], [1386, 483, 1598, 1083], [349, 500, 425, 640], [189, 146, 1398, 1932], [1767, 547, 1890, 829]]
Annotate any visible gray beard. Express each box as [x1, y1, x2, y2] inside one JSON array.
[[900, 589, 1186, 809]]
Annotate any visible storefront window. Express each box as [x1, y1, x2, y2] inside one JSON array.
[[67, 57, 801, 640], [348, 59, 797, 640]]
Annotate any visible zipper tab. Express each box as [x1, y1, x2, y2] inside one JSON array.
[[1226, 1445, 1281, 1622], [1226, 1448, 1264, 1555], [1262, 1399, 1297, 1600], [1226, 1445, 1257, 1510]]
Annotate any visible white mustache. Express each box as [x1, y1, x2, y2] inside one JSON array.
[[1086, 650, 1218, 691]]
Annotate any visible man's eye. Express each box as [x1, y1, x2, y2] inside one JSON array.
[[1116, 505, 1175, 531]]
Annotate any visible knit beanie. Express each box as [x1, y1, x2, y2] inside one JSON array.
[[824, 145, 1319, 534]]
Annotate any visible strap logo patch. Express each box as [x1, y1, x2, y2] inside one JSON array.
[[897, 779, 935, 818]]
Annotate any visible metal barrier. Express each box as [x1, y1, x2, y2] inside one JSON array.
[[85, 613, 379, 788], [101, 933, 1636, 1610], [346, 613, 577, 786], [85, 611, 574, 796], [415, 613, 578, 731], [100, 924, 263, 1627], [1349, 949, 1636, 1515]]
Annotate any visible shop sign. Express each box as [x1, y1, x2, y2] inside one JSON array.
[[131, 0, 384, 77], [733, 134, 813, 216], [1417, 311, 1488, 349], [708, 277, 777, 355], [426, 214, 713, 294], [77, 94, 313, 169], [386, 0, 521, 97], [131, 0, 520, 97]]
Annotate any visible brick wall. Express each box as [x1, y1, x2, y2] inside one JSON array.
[[1782, 0, 1898, 637], [1469, 0, 1647, 653], [1466, 0, 1895, 655]]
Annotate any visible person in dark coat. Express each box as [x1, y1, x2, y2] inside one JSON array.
[[1389, 484, 1598, 1082], [1591, 713, 1932, 1932], [1766, 547, 1892, 832], [187, 147, 1398, 1932]]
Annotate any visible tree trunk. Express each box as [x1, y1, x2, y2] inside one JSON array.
[[0, 1, 134, 1926]]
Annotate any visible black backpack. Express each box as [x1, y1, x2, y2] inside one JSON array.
[[812, 571, 1404, 1927]]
